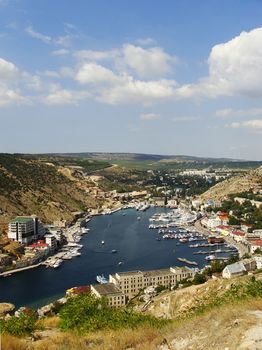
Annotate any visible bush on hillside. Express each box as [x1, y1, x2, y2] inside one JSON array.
[[59, 294, 166, 333]]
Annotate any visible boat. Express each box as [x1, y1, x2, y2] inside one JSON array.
[[177, 257, 198, 266], [111, 249, 117, 254], [205, 255, 216, 261], [101, 240, 105, 245], [96, 274, 108, 284], [137, 217, 141, 220], [118, 261, 123, 265]]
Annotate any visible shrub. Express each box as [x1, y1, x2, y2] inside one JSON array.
[[0, 313, 37, 337], [59, 294, 167, 333]]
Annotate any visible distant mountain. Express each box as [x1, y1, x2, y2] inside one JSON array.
[[48, 152, 242, 162]]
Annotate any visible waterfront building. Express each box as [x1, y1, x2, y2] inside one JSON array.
[[90, 283, 126, 307], [109, 267, 196, 299], [8, 216, 45, 244], [44, 234, 57, 252]]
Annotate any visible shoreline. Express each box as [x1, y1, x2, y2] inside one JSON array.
[[194, 219, 248, 258], [0, 263, 42, 277]]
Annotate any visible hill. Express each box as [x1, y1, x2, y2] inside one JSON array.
[[42, 152, 262, 170], [199, 166, 262, 201], [0, 154, 109, 223]]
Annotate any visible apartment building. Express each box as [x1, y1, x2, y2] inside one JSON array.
[[8, 216, 45, 244], [109, 266, 195, 299], [90, 283, 126, 307]]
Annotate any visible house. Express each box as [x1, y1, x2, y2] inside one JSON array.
[[231, 230, 246, 243], [216, 225, 232, 236], [250, 240, 262, 254], [222, 262, 246, 279], [90, 283, 126, 307]]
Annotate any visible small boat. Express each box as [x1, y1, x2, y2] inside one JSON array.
[[101, 240, 105, 245], [137, 217, 141, 220], [118, 261, 123, 265], [111, 249, 117, 254], [96, 274, 108, 284], [177, 257, 198, 266], [156, 237, 161, 241]]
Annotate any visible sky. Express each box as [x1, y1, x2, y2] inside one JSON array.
[[0, 0, 262, 160]]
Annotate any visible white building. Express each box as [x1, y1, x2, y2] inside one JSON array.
[[222, 262, 246, 279], [44, 234, 57, 251], [91, 283, 126, 307], [8, 216, 45, 244], [109, 267, 196, 299]]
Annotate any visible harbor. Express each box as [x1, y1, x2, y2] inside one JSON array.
[[0, 207, 239, 308]]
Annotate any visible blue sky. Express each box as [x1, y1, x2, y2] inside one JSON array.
[[0, 0, 262, 160]]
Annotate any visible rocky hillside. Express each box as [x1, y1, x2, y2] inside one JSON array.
[[199, 166, 262, 201], [0, 154, 106, 224]]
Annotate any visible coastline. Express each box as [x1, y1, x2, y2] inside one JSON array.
[[0, 263, 42, 277], [194, 219, 248, 258]]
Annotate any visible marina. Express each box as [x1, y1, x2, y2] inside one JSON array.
[[0, 207, 238, 309]]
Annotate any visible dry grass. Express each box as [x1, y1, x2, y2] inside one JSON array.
[[36, 316, 60, 329], [1, 334, 30, 350], [162, 299, 262, 350], [23, 325, 165, 350]]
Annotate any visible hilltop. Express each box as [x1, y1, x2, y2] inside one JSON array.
[[199, 166, 262, 201]]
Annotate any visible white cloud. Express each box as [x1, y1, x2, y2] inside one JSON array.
[[183, 27, 262, 99], [26, 26, 75, 48], [172, 116, 200, 123], [43, 89, 89, 105], [140, 113, 160, 121], [54, 35, 72, 48], [216, 107, 262, 118], [75, 63, 120, 85], [99, 78, 177, 105], [122, 44, 176, 78], [25, 26, 51, 44], [0, 58, 19, 80], [0, 86, 29, 107], [136, 38, 156, 46], [228, 119, 262, 131], [74, 49, 118, 61], [52, 49, 70, 56]]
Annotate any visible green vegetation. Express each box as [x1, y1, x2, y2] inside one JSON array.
[[0, 312, 38, 337], [214, 191, 262, 230], [0, 154, 69, 195], [37, 155, 111, 174], [59, 294, 167, 333]]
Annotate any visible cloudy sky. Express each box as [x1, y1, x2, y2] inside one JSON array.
[[0, 0, 262, 160]]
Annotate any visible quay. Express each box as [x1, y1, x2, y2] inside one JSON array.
[[0, 263, 42, 277], [194, 219, 248, 258]]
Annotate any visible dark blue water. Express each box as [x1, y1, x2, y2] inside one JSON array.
[[0, 208, 212, 309]]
